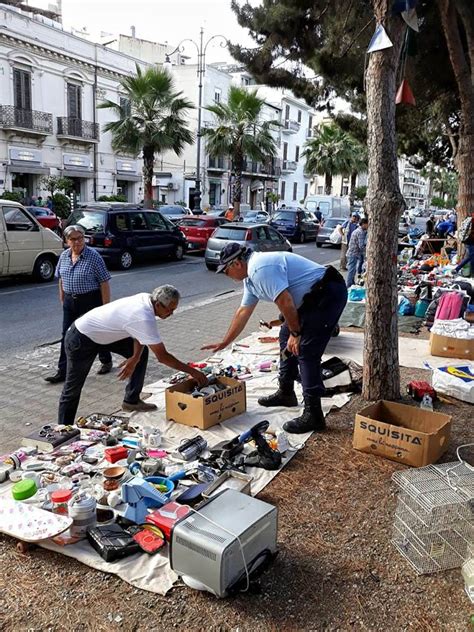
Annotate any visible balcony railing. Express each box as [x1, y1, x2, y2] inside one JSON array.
[[0, 105, 53, 135], [57, 117, 99, 141], [282, 119, 300, 133], [242, 158, 281, 177], [281, 160, 297, 172], [208, 157, 229, 170]]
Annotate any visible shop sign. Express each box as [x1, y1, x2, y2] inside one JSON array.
[[63, 153, 91, 170], [9, 148, 42, 164], [116, 159, 137, 174]]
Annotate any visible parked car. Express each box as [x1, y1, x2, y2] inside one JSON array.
[[238, 209, 270, 223], [0, 200, 63, 282], [205, 209, 227, 218], [26, 206, 62, 235], [65, 203, 187, 270], [270, 207, 319, 243], [205, 222, 292, 271], [316, 217, 346, 248], [158, 205, 192, 223], [178, 216, 228, 253]]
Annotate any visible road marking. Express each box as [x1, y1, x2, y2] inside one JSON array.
[[179, 289, 243, 313]]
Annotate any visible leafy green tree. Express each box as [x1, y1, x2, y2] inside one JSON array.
[[99, 66, 194, 209], [52, 193, 71, 219], [0, 191, 22, 202], [354, 186, 367, 202], [202, 86, 279, 214], [40, 175, 73, 198]]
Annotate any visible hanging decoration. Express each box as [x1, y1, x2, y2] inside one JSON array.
[[392, 0, 418, 14], [401, 8, 419, 32], [367, 24, 393, 53], [396, 79, 416, 106]]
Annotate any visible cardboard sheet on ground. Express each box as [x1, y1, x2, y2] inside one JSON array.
[[1, 330, 350, 596]]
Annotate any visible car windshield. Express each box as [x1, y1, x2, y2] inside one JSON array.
[[213, 226, 248, 240], [323, 219, 342, 228], [69, 210, 106, 232], [160, 206, 186, 215], [273, 212, 296, 221], [180, 219, 209, 227]]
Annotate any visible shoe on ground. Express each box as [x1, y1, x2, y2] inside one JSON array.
[[44, 372, 66, 384], [283, 396, 326, 434], [122, 399, 157, 412], [258, 387, 298, 408], [97, 362, 113, 375]]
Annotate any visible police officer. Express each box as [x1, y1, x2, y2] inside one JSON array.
[[202, 243, 348, 434]]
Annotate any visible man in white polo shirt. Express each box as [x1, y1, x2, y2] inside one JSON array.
[[58, 285, 207, 425]]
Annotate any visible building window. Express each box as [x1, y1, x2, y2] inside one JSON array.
[[297, 110, 302, 123], [293, 182, 298, 201], [342, 185, 349, 195], [283, 141, 288, 160], [242, 76, 250, 86], [308, 114, 313, 130], [67, 83, 82, 120], [281, 181, 286, 200], [317, 186, 324, 194], [285, 104, 290, 120], [120, 96, 131, 117], [214, 88, 221, 103], [13, 68, 32, 112], [304, 183, 308, 199], [295, 146, 300, 162]]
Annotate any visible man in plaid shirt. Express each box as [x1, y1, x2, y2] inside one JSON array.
[[44, 224, 113, 384], [346, 218, 368, 288]]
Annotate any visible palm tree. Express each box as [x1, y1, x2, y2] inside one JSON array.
[[202, 87, 280, 214], [303, 123, 357, 195], [99, 66, 194, 208]]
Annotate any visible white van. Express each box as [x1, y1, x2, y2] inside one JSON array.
[[0, 200, 63, 282], [304, 195, 351, 219]]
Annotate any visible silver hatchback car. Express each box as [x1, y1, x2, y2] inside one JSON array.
[[205, 222, 292, 270]]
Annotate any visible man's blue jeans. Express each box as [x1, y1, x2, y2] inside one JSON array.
[[58, 324, 149, 424], [455, 244, 474, 275], [279, 276, 348, 397], [346, 255, 359, 287]]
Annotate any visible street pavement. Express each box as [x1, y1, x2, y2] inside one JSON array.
[[0, 242, 339, 452]]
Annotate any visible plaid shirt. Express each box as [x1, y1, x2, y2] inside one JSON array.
[[346, 226, 367, 259], [55, 246, 111, 295]]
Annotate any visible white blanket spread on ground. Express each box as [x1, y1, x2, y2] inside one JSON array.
[[1, 329, 351, 596]]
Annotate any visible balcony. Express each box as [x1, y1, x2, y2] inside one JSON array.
[[57, 117, 99, 143], [242, 158, 281, 177], [208, 157, 229, 171], [281, 160, 297, 173], [0, 105, 53, 137], [282, 119, 300, 134]]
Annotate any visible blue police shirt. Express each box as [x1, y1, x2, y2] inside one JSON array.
[[241, 252, 326, 309], [55, 245, 111, 295]]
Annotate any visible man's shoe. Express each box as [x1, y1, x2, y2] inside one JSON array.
[[122, 399, 157, 413], [44, 372, 66, 384], [97, 362, 113, 375], [258, 383, 298, 408], [283, 395, 326, 434]]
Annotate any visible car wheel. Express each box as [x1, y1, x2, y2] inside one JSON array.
[[119, 250, 133, 270], [173, 244, 185, 261], [206, 262, 217, 271], [33, 255, 55, 282], [299, 232, 306, 244], [316, 241, 322, 248]]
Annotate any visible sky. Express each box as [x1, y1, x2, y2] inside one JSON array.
[[32, 0, 256, 64]]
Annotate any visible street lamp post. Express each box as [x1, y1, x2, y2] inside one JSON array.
[[164, 29, 227, 212]]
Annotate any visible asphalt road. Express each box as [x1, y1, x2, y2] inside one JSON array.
[[0, 241, 339, 355]]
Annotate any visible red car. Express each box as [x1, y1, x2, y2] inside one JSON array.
[[26, 206, 61, 234], [178, 216, 228, 253]]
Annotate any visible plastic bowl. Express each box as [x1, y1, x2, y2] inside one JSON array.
[[145, 476, 174, 499]]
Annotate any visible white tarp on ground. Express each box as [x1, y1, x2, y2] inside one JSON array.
[[1, 329, 351, 595]]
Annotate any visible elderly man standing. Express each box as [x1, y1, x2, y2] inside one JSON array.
[[202, 244, 347, 434], [45, 224, 112, 384], [338, 213, 360, 271], [346, 218, 368, 288], [58, 285, 207, 425]]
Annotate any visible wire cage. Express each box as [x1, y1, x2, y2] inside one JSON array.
[[391, 446, 474, 575]]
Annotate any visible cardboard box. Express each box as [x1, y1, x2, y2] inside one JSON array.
[[430, 332, 474, 360], [165, 377, 246, 430], [353, 400, 451, 467]]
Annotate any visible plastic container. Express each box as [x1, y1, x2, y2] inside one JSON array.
[[420, 394, 434, 411], [68, 494, 97, 538], [145, 476, 174, 499], [12, 479, 37, 501], [51, 489, 72, 516]]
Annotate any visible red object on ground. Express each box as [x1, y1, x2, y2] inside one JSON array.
[[189, 362, 207, 368], [146, 502, 191, 541], [407, 380, 437, 402], [104, 446, 129, 463], [178, 216, 226, 252]]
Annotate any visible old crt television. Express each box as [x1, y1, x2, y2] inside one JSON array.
[[170, 489, 278, 597]]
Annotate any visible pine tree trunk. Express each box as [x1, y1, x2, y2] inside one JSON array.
[[362, 10, 405, 401], [143, 148, 154, 209], [438, 0, 474, 231]]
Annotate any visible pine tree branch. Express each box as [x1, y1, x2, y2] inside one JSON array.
[[338, 17, 374, 58]]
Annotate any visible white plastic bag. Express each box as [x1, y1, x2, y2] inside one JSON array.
[[329, 225, 342, 245], [427, 362, 474, 404]]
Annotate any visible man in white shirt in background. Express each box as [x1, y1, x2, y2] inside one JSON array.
[[58, 285, 207, 425]]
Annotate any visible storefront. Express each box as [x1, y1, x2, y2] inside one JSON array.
[[116, 159, 141, 202], [8, 147, 49, 202], [61, 153, 94, 205]]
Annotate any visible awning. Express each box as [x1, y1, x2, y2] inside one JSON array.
[[116, 173, 142, 182], [250, 180, 264, 192], [9, 164, 49, 175], [60, 169, 94, 179]]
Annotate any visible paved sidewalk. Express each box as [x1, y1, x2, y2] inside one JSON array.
[[0, 294, 276, 452]]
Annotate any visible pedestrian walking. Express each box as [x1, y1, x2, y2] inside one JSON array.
[[339, 213, 359, 270], [346, 218, 368, 288], [202, 245, 347, 434], [224, 204, 235, 221], [58, 286, 207, 424], [45, 225, 113, 384]]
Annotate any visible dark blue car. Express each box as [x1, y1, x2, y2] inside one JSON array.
[[270, 207, 320, 243]]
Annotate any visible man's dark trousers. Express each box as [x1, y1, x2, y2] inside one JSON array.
[[279, 274, 348, 397], [58, 324, 148, 424], [57, 290, 112, 377]]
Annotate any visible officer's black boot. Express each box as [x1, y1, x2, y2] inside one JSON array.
[[258, 380, 298, 407], [283, 394, 326, 434]]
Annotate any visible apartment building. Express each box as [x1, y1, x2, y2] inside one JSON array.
[[0, 4, 147, 205], [398, 156, 429, 209]]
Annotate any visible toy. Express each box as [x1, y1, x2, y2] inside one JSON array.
[[121, 478, 169, 524]]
